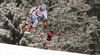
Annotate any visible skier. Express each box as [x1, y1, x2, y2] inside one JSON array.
[[22, 4, 47, 32]]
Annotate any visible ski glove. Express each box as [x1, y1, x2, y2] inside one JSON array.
[[40, 20, 43, 24], [29, 13, 32, 16]]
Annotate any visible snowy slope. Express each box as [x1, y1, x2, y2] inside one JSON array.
[[0, 43, 88, 55]]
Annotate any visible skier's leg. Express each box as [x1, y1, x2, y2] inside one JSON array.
[[26, 15, 34, 24], [22, 19, 31, 29], [26, 19, 31, 24], [22, 23, 27, 29], [28, 26, 33, 32], [22, 15, 34, 29], [28, 17, 40, 32], [28, 19, 38, 32]]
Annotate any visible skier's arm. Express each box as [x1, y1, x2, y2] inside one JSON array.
[[42, 11, 47, 22], [29, 6, 37, 14]]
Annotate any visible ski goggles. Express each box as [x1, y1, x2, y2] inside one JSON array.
[[40, 7, 45, 11]]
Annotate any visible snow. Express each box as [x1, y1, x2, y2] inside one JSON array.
[[0, 43, 88, 55], [0, 22, 4, 27]]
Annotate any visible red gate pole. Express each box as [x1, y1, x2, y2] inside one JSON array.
[[49, 41, 51, 50], [43, 25, 56, 50], [43, 41, 49, 49]]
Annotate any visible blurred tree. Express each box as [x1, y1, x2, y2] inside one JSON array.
[[92, 0, 100, 21], [16, 0, 22, 7], [0, 0, 4, 5], [5, 12, 14, 21], [3, 21, 9, 29], [10, 29, 24, 44]]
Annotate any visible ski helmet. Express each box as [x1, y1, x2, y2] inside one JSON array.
[[40, 4, 46, 11]]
